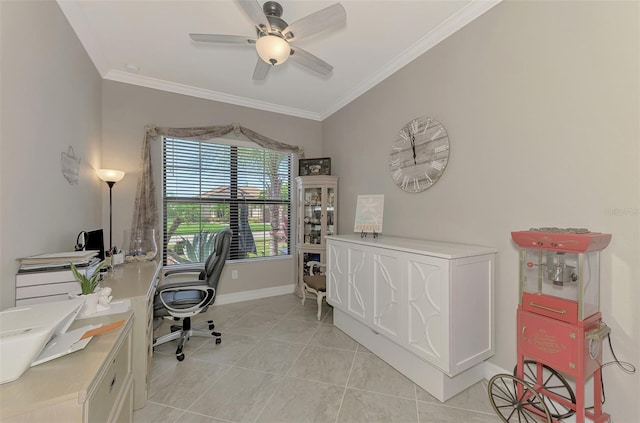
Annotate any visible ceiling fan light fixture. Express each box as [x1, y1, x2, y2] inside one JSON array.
[[256, 34, 290, 65]]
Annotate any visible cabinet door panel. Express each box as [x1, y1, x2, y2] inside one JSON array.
[[327, 242, 346, 308], [450, 256, 494, 373], [406, 256, 448, 370], [372, 252, 402, 340], [347, 246, 370, 323]]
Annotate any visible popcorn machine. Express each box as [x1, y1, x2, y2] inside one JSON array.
[[489, 228, 612, 423]]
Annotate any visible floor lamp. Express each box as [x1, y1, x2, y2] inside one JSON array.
[[96, 169, 125, 252]]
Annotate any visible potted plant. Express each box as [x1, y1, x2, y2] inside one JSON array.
[[70, 261, 106, 294], [70, 261, 106, 317]]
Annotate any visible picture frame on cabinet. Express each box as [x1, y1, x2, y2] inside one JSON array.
[[299, 157, 331, 176]]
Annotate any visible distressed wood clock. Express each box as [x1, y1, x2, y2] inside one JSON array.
[[389, 117, 450, 193]]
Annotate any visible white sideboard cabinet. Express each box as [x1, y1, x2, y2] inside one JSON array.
[[326, 235, 497, 401]]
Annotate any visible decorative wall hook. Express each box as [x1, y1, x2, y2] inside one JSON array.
[[61, 146, 81, 185]]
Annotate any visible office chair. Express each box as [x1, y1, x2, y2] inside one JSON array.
[[301, 260, 326, 320], [153, 228, 232, 361]]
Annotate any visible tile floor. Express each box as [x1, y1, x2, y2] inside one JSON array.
[[135, 294, 501, 423]]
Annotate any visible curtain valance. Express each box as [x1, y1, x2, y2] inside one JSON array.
[[131, 124, 305, 242]]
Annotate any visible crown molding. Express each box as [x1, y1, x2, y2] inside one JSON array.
[[59, 0, 500, 122], [319, 0, 502, 120], [104, 70, 322, 121], [58, 0, 320, 120]]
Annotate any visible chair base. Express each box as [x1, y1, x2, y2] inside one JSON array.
[[301, 284, 326, 320], [153, 317, 221, 361]]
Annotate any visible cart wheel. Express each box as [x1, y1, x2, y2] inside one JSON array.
[[488, 374, 551, 423], [515, 360, 576, 419]]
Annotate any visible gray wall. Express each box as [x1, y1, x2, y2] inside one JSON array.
[[101, 80, 323, 295], [322, 1, 639, 420], [1, 0, 638, 419], [0, 0, 103, 310]]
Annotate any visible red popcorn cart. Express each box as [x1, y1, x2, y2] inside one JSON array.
[[489, 228, 612, 423]]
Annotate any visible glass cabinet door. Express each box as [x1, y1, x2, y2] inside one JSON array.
[[302, 186, 323, 246], [326, 186, 335, 238]]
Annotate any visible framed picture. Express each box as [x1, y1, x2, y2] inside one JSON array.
[[299, 157, 331, 176], [354, 194, 384, 234]]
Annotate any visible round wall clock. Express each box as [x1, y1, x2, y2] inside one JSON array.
[[388, 117, 450, 193]]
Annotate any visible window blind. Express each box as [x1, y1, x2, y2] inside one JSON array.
[[163, 138, 291, 264]]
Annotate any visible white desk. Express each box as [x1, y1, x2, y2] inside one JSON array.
[[0, 311, 134, 422], [103, 260, 160, 410]]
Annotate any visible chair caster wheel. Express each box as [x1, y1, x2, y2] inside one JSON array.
[[212, 331, 221, 337], [215, 338, 222, 345], [209, 324, 215, 330], [176, 344, 185, 361]]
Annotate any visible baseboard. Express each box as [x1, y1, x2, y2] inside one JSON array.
[[215, 284, 296, 305], [484, 360, 510, 380]]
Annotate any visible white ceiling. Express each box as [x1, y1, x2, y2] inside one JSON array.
[[57, 0, 500, 121]]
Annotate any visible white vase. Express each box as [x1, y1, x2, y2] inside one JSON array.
[[69, 291, 101, 317]]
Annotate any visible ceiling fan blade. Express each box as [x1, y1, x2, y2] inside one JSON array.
[[289, 45, 333, 75], [283, 3, 346, 42], [253, 58, 271, 80], [190, 34, 256, 44], [236, 0, 271, 33]]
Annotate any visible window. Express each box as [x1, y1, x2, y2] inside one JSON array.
[[163, 137, 291, 265]]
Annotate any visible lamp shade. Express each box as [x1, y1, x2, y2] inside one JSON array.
[[256, 35, 290, 65], [96, 169, 125, 183]]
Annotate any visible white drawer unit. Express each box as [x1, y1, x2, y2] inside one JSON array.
[[326, 235, 497, 401], [86, 325, 132, 422], [103, 260, 160, 410], [14, 264, 98, 306]]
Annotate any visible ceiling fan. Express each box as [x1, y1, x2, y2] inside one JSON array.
[[189, 0, 346, 80]]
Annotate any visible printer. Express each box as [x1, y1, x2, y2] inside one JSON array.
[[0, 298, 87, 384]]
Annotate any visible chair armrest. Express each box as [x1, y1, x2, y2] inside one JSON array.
[[306, 260, 326, 276], [164, 266, 204, 279], [156, 284, 215, 318], [164, 266, 203, 276], [163, 267, 205, 285], [157, 279, 208, 291]]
